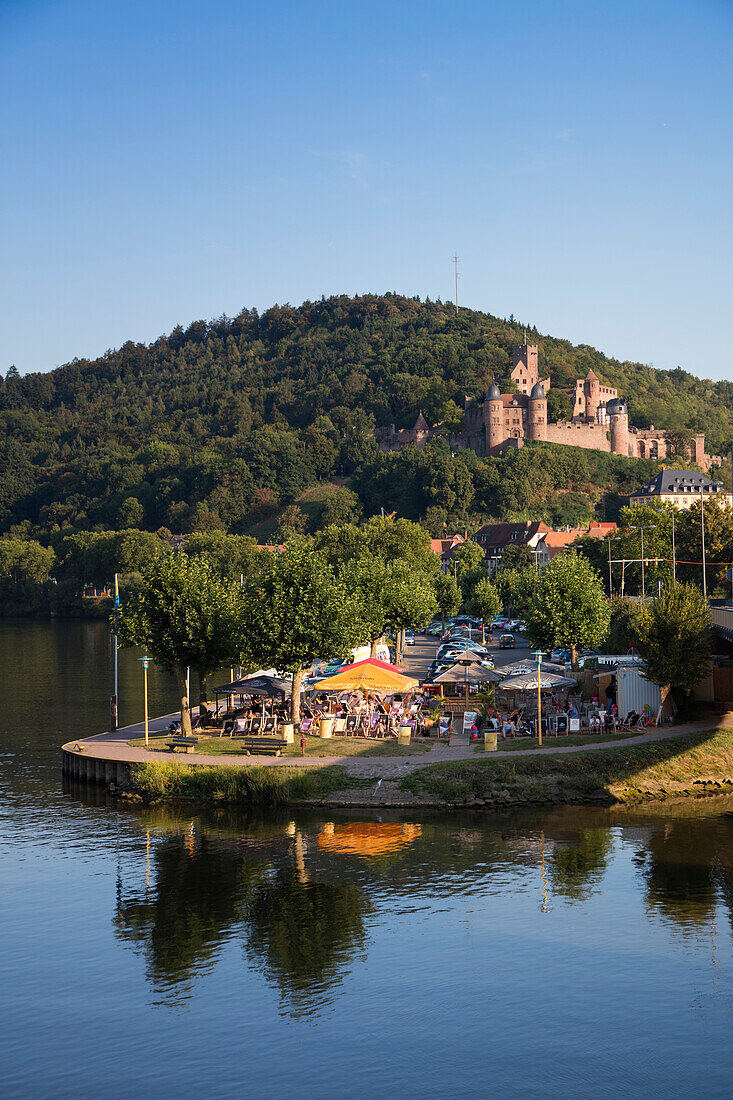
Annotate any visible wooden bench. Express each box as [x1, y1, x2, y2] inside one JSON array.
[[238, 736, 287, 757], [165, 735, 199, 753]]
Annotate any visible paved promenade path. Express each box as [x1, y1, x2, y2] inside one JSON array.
[[64, 713, 733, 781]]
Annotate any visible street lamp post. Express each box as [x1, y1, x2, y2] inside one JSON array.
[[139, 656, 151, 747], [605, 537, 614, 595], [701, 496, 707, 601], [671, 509, 676, 584], [534, 649, 543, 747]]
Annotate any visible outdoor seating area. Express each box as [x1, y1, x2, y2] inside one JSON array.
[[154, 634, 672, 758]]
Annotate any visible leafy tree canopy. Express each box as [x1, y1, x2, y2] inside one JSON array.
[[636, 583, 712, 698], [525, 550, 610, 660], [117, 553, 245, 732]]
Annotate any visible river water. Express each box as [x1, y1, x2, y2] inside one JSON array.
[[2, 619, 733, 1098]]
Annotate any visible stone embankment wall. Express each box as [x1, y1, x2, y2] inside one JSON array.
[[62, 747, 131, 786]]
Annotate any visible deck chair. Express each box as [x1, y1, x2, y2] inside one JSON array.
[[345, 714, 359, 734], [300, 717, 313, 734], [263, 716, 276, 733], [250, 715, 262, 734]]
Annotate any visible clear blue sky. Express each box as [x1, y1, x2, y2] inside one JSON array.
[[2, 0, 732, 379]]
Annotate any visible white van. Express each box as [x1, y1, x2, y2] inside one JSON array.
[[350, 643, 391, 664]]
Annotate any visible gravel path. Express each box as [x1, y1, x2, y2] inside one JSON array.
[[62, 714, 732, 781]]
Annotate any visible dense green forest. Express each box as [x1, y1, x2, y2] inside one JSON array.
[[1, 293, 731, 544]]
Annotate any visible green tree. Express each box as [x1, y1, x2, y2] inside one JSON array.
[[468, 576, 501, 643], [276, 504, 310, 542], [240, 544, 367, 722], [181, 531, 266, 584], [603, 596, 639, 654], [118, 497, 144, 528], [635, 583, 711, 703], [434, 571, 460, 628], [494, 566, 540, 619], [450, 540, 485, 583], [382, 560, 437, 657], [499, 543, 534, 572], [525, 550, 610, 663], [117, 553, 245, 734], [0, 537, 55, 583], [546, 388, 574, 422], [318, 487, 363, 527]]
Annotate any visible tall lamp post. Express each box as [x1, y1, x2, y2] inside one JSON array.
[[534, 649, 543, 747], [139, 656, 151, 747], [700, 496, 707, 601]]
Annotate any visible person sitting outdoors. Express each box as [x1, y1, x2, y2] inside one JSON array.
[[502, 713, 516, 738], [568, 702, 579, 719]]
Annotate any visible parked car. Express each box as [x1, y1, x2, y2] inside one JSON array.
[[504, 619, 522, 631], [550, 648, 570, 663], [493, 617, 509, 629], [515, 622, 527, 633], [404, 631, 416, 646], [427, 621, 443, 635], [499, 634, 515, 649]]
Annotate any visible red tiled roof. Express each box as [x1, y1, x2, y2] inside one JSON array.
[[472, 521, 551, 549]]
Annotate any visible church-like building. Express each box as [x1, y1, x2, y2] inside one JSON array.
[[376, 341, 718, 471]]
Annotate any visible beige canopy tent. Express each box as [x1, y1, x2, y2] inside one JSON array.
[[430, 661, 502, 704]]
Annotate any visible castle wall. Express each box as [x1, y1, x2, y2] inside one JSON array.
[[545, 421, 612, 452]]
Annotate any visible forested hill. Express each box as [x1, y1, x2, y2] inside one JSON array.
[[1, 293, 731, 541]]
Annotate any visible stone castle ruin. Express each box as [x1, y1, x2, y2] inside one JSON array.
[[376, 341, 718, 471]]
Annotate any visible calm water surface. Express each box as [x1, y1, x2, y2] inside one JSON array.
[[2, 620, 733, 1098]]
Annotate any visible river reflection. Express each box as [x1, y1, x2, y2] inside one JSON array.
[[90, 792, 733, 1023], [4, 622, 733, 1097]]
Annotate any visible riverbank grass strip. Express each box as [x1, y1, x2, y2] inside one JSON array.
[[405, 728, 733, 805], [130, 760, 355, 805]]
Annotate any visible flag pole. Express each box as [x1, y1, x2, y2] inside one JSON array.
[[111, 572, 119, 732]]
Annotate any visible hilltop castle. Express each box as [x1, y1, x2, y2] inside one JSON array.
[[376, 341, 718, 471]]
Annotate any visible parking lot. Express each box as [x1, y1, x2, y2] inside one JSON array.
[[400, 628, 539, 682]]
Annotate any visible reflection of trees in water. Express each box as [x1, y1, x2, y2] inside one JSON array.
[[112, 808, 733, 1011], [114, 827, 368, 1012], [245, 867, 370, 1015], [642, 823, 719, 930], [114, 834, 257, 1000], [548, 828, 613, 902]]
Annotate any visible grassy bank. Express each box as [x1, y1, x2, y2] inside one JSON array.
[[403, 728, 733, 806], [129, 734, 431, 758], [128, 760, 356, 806], [475, 731, 640, 753]]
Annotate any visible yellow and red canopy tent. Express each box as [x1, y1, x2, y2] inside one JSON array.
[[315, 657, 419, 694]]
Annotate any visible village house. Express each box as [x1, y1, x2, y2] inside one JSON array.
[[430, 533, 467, 572], [472, 520, 618, 573], [629, 470, 733, 511], [472, 521, 553, 575]]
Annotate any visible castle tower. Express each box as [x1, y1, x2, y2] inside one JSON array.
[[528, 382, 547, 441], [511, 342, 539, 394], [512, 342, 538, 379], [609, 399, 629, 456], [583, 369, 600, 421], [485, 382, 503, 452], [413, 410, 430, 448]]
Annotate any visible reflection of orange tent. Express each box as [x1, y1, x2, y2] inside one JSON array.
[[316, 658, 418, 694], [317, 821, 422, 858]]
